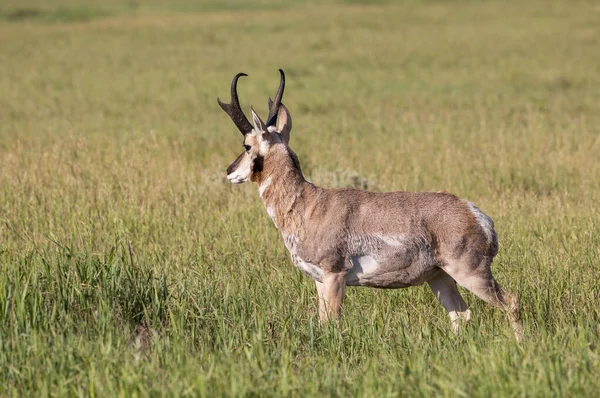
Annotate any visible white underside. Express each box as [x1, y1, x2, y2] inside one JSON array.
[[295, 258, 324, 280], [293, 255, 381, 284], [348, 255, 379, 276]]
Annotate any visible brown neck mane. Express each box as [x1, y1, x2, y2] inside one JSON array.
[[252, 144, 316, 233]]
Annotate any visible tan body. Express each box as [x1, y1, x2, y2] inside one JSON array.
[[220, 70, 523, 339]]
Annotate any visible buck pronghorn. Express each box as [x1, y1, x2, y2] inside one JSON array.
[[218, 70, 523, 339]]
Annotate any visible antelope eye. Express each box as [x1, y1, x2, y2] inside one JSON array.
[[243, 145, 251, 152]]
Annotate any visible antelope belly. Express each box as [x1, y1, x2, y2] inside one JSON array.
[[345, 255, 379, 284], [345, 255, 411, 288]]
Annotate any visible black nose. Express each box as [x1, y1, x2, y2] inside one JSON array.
[[227, 152, 244, 175]]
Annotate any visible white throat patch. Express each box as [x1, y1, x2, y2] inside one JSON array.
[[259, 176, 272, 197], [266, 206, 278, 227]]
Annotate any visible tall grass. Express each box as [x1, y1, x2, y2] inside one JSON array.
[[1, 0, 599, 395]]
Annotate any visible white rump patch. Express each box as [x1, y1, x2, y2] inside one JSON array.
[[467, 202, 495, 243]]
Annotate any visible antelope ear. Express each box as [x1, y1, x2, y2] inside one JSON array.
[[250, 107, 265, 132], [276, 103, 292, 144]]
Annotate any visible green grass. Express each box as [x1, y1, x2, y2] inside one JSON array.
[[1, 0, 599, 395]]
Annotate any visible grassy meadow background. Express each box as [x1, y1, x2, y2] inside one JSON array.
[[1, 0, 599, 395]]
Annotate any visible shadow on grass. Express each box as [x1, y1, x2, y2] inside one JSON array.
[[0, 1, 298, 24], [1, 7, 115, 23]]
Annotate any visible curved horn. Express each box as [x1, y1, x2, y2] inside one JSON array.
[[265, 69, 285, 128], [217, 73, 253, 136]]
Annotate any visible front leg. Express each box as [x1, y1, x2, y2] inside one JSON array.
[[315, 272, 346, 323]]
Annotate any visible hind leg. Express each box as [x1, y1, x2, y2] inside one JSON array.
[[443, 259, 523, 340], [427, 271, 471, 334]]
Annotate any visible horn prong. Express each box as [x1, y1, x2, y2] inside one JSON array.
[[265, 69, 285, 128], [218, 72, 253, 136]]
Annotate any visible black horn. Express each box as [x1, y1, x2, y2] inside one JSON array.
[[265, 69, 285, 128], [218, 73, 253, 136]]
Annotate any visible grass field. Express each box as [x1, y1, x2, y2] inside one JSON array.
[[1, 0, 600, 396]]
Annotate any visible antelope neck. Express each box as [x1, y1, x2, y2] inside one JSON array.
[[256, 147, 314, 231]]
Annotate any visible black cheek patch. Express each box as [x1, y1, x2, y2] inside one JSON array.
[[227, 152, 245, 175], [252, 156, 264, 173]]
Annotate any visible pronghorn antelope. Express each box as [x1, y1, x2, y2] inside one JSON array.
[[218, 70, 523, 339]]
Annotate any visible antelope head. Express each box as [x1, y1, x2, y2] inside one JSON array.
[[218, 69, 292, 184]]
